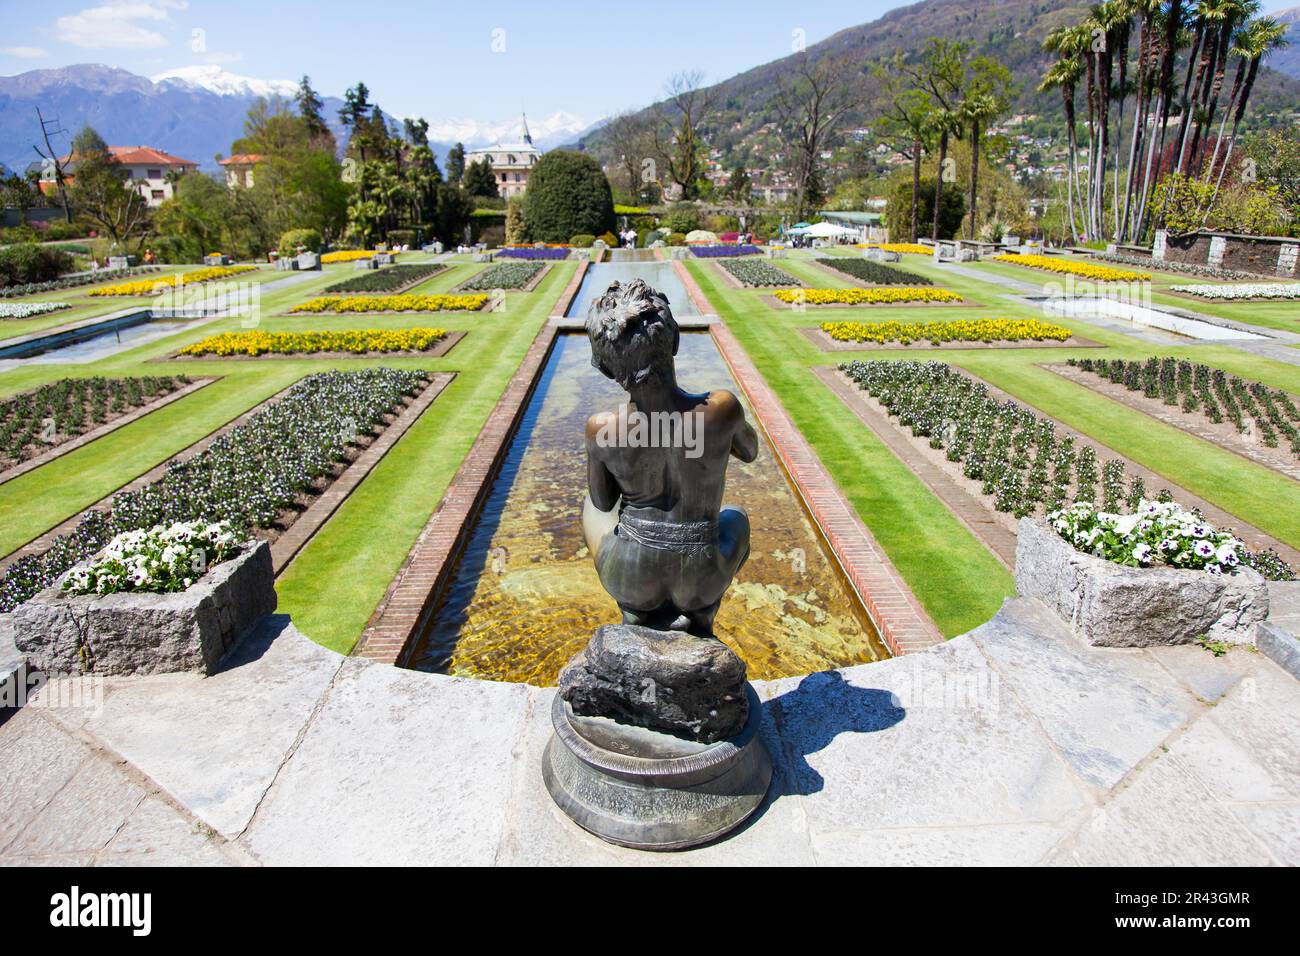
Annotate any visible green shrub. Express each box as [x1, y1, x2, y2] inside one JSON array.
[[598, 231, 618, 247], [569, 233, 596, 247], [0, 243, 75, 288], [521, 151, 615, 242], [666, 232, 686, 246], [663, 203, 700, 234], [278, 228, 323, 258]]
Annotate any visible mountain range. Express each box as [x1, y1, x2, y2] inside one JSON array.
[[576, 0, 1300, 170], [0, 64, 599, 176]]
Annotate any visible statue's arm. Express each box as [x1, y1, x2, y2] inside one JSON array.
[[585, 415, 619, 512], [728, 400, 759, 463]]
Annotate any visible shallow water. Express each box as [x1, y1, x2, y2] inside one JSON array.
[[565, 259, 699, 319], [407, 332, 889, 685]]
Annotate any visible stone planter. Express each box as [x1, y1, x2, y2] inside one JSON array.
[[1014, 518, 1268, 647], [12, 541, 277, 676]]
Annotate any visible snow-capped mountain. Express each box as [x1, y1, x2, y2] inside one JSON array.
[[424, 111, 594, 150], [150, 65, 299, 99]]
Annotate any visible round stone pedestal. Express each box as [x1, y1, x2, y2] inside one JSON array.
[[542, 684, 772, 851]]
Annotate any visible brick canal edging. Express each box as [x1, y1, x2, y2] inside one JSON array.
[[270, 373, 455, 575], [0, 376, 217, 488], [816, 366, 1019, 569], [354, 322, 560, 664], [710, 323, 944, 655]]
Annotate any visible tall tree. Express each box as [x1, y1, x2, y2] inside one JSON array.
[[296, 75, 331, 145], [65, 126, 150, 250], [653, 71, 713, 200], [773, 55, 852, 221], [463, 158, 500, 198], [958, 56, 1014, 239], [445, 143, 466, 184], [875, 55, 937, 243]]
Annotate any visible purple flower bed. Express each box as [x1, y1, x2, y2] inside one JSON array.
[[498, 247, 570, 260], [689, 245, 762, 258]]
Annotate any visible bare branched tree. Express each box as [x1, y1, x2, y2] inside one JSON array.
[[653, 70, 714, 200], [773, 56, 853, 220], [31, 106, 73, 223]]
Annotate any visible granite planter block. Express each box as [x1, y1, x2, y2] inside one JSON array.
[[1014, 518, 1268, 647], [12, 542, 276, 676]]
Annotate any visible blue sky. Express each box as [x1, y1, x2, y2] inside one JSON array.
[[1, 0, 1296, 127]]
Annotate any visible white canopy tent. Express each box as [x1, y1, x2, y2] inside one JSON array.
[[786, 221, 858, 239]]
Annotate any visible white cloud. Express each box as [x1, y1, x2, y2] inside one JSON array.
[[1, 47, 48, 58], [54, 1, 189, 50]]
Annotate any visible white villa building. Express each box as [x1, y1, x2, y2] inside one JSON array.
[[44, 145, 198, 207], [464, 115, 541, 198]]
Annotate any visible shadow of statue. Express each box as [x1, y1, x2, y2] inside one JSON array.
[[764, 670, 906, 797]]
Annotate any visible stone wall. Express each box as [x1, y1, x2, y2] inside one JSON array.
[[1155, 230, 1299, 277]]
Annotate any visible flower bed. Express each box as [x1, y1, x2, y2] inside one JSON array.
[[775, 287, 962, 306], [0, 302, 71, 319], [87, 265, 259, 296], [1167, 283, 1300, 301], [865, 243, 932, 255], [178, 328, 447, 357], [498, 247, 569, 260], [0, 267, 162, 299], [990, 253, 1149, 282], [1089, 251, 1258, 281], [62, 521, 241, 597], [460, 261, 544, 291], [1014, 514, 1269, 647], [1066, 356, 1300, 459], [2, 375, 191, 469], [822, 317, 1072, 345], [689, 244, 762, 258], [719, 259, 803, 287], [0, 368, 429, 611], [323, 263, 444, 294], [321, 250, 382, 264], [840, 359, 1294, 581], [288, 293, 488, 313], [815, 256, 932, 286]]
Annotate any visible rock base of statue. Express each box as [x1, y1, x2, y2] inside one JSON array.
[[542, 684, 772, 851], [557, 623, 749, 742]]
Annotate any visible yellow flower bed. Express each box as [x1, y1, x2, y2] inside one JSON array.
[[821, 317, 1073, 345], [87, 265, 258, 296], [773, 287, 962, 306], [179, 328, 447, 357], [991, 253, 1150, 282], [320, 250, 383, 263], [288, 293, 489, 313]]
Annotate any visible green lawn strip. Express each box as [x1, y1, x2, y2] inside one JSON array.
[[959, 355, 1300, 549], [0, 368, 302, 555], [1147, 290, 1299, 333], [273, 261, 576, 653], [686, 259, 1013, 637]]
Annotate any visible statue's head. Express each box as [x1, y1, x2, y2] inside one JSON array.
[[586, 279, 680, 391]]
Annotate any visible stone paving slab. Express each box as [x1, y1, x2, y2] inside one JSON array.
[[241, 658, 532, 866], [63, 615, 344, 838], [3, 597, 1297, 866]]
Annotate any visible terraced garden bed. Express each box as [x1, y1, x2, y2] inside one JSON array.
[[88, 266, 260, 296], [322, 263, 446, 294], [175, 328, 456, 359], [2, 375, 196, 472], [0, 302, 72, 320], [803, 317, 1093, 351], [812, 256, 932, 286], [990, 254, 1150, 282], [457, 261, 547, 292], [770, 287, 965, 308], [1165, 283, 1300, 302], [287, 293, 488, 314], [717, 259, 803, 287], [0, 368, 436, 612]]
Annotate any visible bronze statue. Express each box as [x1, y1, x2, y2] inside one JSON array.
[[581, 278, 758, 637]]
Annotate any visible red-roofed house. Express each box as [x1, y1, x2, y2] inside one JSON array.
[[44, 146, 198, 207], [218, 154, 262, 189]]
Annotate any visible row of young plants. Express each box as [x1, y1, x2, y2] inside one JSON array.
[[323, 263, 444, 294], [288, 293, 487, 313], [0, 302, 71, 320], [1066, 356, 1300, 459], [1088, 251, 1258, 281], [178, 328, 447, 357], [87, 266, 259, 297], [460, 261, 544, 291], [689, 245, 762, 258], [0, 267, 163, 299], [821, 317, 1072, 345], [2, 375, 191, 469], [991, 253, 1150, 282], [815, 256, 931, 286], [0, 368, 430, 611], [719, 259, 803, 287], [775, 287, 962, 306], [1167, 283, 1300, 300], [838, 359, 1294, 580]]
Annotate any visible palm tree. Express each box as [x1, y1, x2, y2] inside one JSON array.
[[1039, 57, 1086, 243]]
